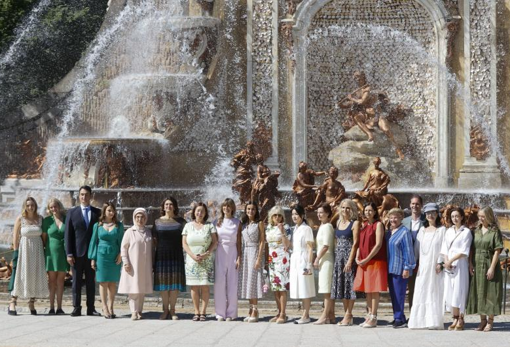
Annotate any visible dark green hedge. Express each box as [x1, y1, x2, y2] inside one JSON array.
[[0, 0, 107, 125]]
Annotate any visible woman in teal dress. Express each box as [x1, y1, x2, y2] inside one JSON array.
[[466, 206, 504, 332], [89, 203, 124, 319], [42, 198, 69, 315]]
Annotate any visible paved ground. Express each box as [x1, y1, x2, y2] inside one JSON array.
[[0, 303, 509, 347]]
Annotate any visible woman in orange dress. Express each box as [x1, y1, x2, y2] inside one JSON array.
[[354, 202, 387, 328]]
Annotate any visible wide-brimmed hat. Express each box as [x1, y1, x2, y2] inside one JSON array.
[[423, 203, 439, 214]]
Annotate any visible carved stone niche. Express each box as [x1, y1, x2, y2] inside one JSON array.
[[285, 0, 303, 18], [470, 124, 490, 161]]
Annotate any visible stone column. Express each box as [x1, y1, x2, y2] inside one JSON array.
[[246, 0, 280, 170], [458, 0, 502, 189]]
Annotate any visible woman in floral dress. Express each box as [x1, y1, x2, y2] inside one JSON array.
[[182, 202, 218, 321], [266, 205, 291, 324]]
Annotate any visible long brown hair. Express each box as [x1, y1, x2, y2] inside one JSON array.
[[99, 203, 118, 225], [217, 198, 236, 227]]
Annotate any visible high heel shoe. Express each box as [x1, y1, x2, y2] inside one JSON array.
[[247, 305, 259, 323], [338, 314, 353, 326], [170, 309, 178, 321], [269, 314, 279, 323], [276, 314, 287, 324], [28, 299, 37, 316], [363, 315, 377, 328], [455, 316, 464, 331], [448, 315, 459, 331], [474, 318, 487, 331], [244, 305, 253, 322], [483, 318, 494, 332], [7, 300, 17, 316], [159, 311, 170, 320], [313, 317, 330, 325]]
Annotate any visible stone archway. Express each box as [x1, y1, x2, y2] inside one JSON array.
[[291, 0, 451, 188]]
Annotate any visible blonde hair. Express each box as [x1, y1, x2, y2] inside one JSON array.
[[479, 206, 499, 228], [268, 205, 285, 226], [388, 207, 405, 219], [21, 196, 39, 218], [337, 199, 358, 226], [47, 198, 66, 216]]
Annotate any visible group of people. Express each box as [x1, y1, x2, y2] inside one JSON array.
[[7, 187, 505, 331]]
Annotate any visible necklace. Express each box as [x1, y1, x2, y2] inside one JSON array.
[[420, 226, 439, 256]]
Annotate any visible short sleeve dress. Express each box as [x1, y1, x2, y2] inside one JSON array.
[[42, 215, 69, 272], [88, 222, 124, 282], [266, 224, 291, 292], [316, 223, 335, 294], [182, 222, 217, 285], [466, 226, 504, 316], [289, 223, 316, 299]]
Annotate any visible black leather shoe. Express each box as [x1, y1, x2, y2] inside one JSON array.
[[56, 308, 65, 315], [71, 308, 82, 317], [48, 308, 56, 315], [7, 307, 17, 316], [87, 310, 101, 317]]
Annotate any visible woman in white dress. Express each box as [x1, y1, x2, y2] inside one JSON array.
[[9, 197, 49, 316], [408, 203, 446, 330], [289, 205, 315, 324], [441, 207, 472, 331], [314, 203, 335, 324]]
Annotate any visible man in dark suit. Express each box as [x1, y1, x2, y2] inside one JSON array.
[[64, 185, 101, 317]]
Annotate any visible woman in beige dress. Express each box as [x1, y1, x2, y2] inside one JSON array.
[[314, 203, 336, 324], [118, 208, 153, 320]]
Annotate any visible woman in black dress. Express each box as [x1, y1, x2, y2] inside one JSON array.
[[153, 197, 186, 320]]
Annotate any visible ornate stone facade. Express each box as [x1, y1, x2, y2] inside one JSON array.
[[305, 1, 437, 184]]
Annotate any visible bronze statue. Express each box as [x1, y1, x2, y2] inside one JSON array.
[[0, 257, 12, 280], [231, 141, 258, 205], [292, 161, 325, 208], [353, 157, 399, 219], [339, 71, 405, 159], [470, 125, 490, 161], [307, 166, 347, 211], [251, 154, 281, 221]]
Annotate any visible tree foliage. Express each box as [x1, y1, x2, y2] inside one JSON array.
[[0, 0, 38, 48]]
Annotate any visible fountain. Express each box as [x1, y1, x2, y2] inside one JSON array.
[[0, 0, 509, 248]]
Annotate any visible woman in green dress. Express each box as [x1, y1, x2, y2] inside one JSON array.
[[89, 203, 124, 319], [466, 206, 504, 332], [42, 198, 69, 315]]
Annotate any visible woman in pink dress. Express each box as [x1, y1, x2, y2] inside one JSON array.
[[118, 208, 153, 320]]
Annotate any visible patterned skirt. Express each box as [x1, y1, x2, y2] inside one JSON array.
[[331, 237, 363, 300]]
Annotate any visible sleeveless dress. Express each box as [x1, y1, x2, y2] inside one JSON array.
[[239, 222, 264, 299], [42, 215, 69, 272], [316, 223, 335, 293], [354, 221, 388, 293], [331, 220, 361, 300], [88, 222, 124, 282], [152, 218, 186, 292], [11, 217, 49, 298], [266, 224, 291, 291]]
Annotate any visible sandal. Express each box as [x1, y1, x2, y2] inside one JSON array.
[[269, 314, 279, 323], [8, 297, 17, 316], [474, 318, 487, 331], [192, 314, 200, 322], [455, 316, 464, 331], [276, 314, 287, 324], [200, 314, 207, 321], [483, 318, 494, 332], [28, 298, 37, 316], [448, 315, 459, 331], [159, 311, 170, 320], [338, 313, 353, 326]]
